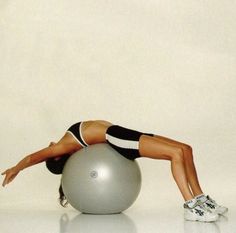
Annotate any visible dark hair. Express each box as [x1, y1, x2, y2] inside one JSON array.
[[59, 183, 68, 207], [45, 155, 71, 207], [45, 155, 70, 175]]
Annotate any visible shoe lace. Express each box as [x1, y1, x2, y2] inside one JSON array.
[[194, 200, 209, 212]]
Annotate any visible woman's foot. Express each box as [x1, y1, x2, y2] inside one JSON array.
[[184, 199, 219, 222], [196, 194, 228, 215]]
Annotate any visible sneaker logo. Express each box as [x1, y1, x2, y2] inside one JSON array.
[[195, 209, 204, 216], [206, 203, 216, 209]]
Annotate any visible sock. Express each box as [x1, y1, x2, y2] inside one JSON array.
[[185, 198, 197, 208], [195, 193, 207, 203]]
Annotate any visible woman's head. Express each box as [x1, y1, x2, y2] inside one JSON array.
[[45, 154, 70, 175], [46, 142, 71, 174]]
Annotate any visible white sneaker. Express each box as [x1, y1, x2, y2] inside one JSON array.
[[184, 201, 219, 222], [201, 195, 228, 215]]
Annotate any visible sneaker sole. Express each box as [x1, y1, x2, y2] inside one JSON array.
[[184, 215, 218, 222]]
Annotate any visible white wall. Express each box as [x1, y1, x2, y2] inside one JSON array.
[[1, 0, 236, 210]]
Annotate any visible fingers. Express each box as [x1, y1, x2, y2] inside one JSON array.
[[2, 174, 13, 187], [2, 179, 7, 187], [2, 175, 8, 187], [1, 169, 17, 187], [1, 171, 6, 175], [2, 171, 8, 187], [1, 170, 6, 187], [2, 178, 11, 187]]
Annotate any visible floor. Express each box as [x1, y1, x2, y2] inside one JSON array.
[[0, 207, 234, 233]]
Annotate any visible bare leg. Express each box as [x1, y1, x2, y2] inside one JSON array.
[[153, 135, 204, 196], [139, 135, 194, 201]]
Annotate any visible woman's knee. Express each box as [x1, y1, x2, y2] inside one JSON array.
[[181, 144, 194, 162], [182, 143, 192, 153], [170, 147, 184, 162], [170, 144, 194, 163]]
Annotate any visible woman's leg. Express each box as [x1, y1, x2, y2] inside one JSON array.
[[153, 135, 203, 196], [139, 135, 194, 201]]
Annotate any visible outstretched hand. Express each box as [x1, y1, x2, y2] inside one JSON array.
[[1, 142, 57, 187], [1, 167, 19, 187]]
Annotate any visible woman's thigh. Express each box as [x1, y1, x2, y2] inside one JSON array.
[[139, 135, 184, 160]]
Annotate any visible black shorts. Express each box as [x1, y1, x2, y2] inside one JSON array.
[[67, 122, 89, 147], [105, 125, 153, 160]]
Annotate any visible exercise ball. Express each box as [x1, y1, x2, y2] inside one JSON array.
[[61, 143, 142, 214]]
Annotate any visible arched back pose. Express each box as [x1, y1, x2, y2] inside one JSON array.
[[1, 120, 227, 222]]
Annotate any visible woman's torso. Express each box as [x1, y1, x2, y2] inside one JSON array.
[[54, 120, 113, 158], [81, 120, 113, 145]]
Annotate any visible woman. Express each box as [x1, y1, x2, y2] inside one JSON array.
[[1, 120, 227, 222]]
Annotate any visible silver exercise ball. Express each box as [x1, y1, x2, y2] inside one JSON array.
[[61, 143, 142, 214]]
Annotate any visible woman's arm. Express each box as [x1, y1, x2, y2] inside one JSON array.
[[1, 142, 78, 187]]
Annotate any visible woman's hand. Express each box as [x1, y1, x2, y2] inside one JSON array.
[[1, 140, 76, 187], [1, 167, 20, 187]]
